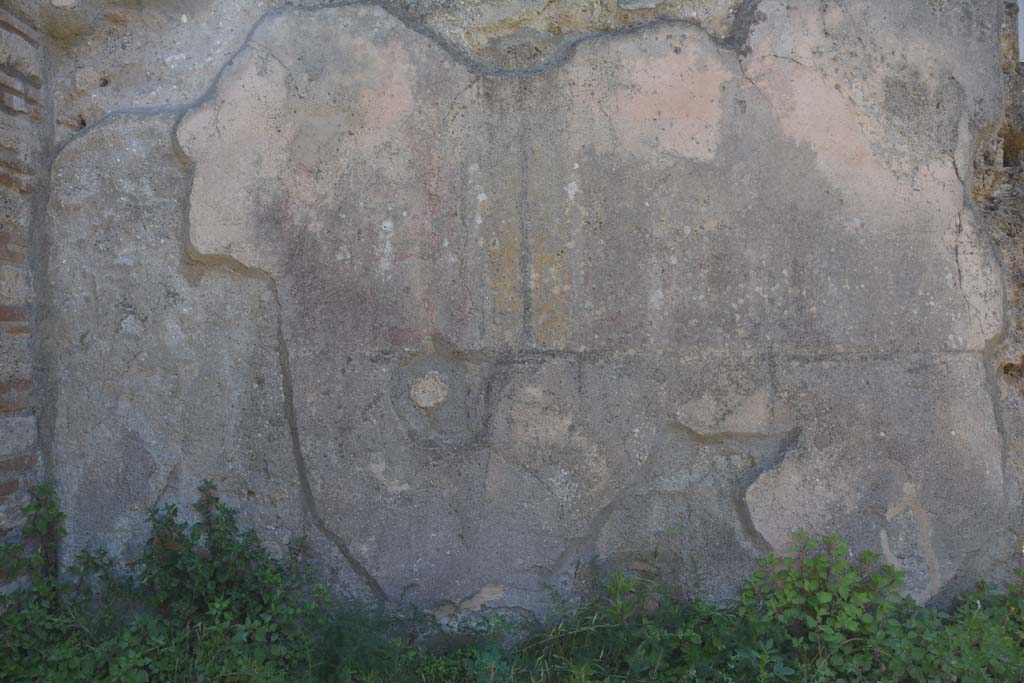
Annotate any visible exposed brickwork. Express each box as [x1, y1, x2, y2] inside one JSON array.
[[0, 304, 29, 322], [0, 4, 43, 551], [0, 451, 36, 471], [0, 478, 20, 499]]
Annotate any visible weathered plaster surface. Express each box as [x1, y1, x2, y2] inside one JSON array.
[[39, 0, 1021, 617], [46, 114, 305, 564]]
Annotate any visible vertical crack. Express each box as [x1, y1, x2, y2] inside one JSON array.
[[517, 82, 534, 348], [269, 280, 389, 603], [172, 108, 388, 601], [174, 246, 389, 603]]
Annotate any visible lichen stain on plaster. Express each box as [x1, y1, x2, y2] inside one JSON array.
[[487, 221, 522, 319], [410, 371, 450, 409], [456, 0, 735, 57], [530, 232, 573, 347], [433, 583, 506, 617]]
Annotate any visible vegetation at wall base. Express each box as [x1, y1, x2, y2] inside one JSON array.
[[2, 484, 1023, 682]]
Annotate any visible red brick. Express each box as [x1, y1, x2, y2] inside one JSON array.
[[2, 325, 31, 335], [0, 170, 31, 194], [0, 452, 35, 473], [0, 233, 25, 263], [0, 305, 28, 322], [0, 478, 19, 498], [0, 396, 29, 413], [0, 379, 30, 394]]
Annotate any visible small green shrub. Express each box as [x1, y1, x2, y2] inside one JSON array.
[[737, 532, 910, 680], [0, 482, 315, 682], [2, 483, 1024, 682]]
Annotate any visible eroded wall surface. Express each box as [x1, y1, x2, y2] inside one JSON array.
[[19, 0, 1024, 617]]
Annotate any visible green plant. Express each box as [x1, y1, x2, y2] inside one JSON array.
[[736, 532, 910, 680], [0, 482, 324, 681], [3, 483, 1024, 682], [0, 484, 72, 679]]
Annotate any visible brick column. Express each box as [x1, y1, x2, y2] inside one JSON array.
[[0, 6, 44, 541]]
